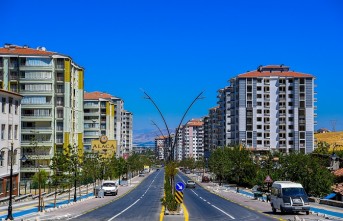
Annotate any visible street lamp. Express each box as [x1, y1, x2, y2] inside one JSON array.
[[0, 143, 27, 220]]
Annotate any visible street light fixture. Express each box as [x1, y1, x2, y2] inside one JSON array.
[[0, 143, 27, 220]]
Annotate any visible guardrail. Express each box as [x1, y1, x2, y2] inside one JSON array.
[[14, 194, 33, 202], [320, 199, 343, 208]]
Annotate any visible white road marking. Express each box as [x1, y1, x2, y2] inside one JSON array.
[[211, 205, 235, 219], [191, 189, 198, 196], [107, 199, 141, 221], [184, 176, 235, 220], [107, 173, 158, 221]]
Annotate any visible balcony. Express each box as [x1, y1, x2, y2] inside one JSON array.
[[56, 76, 64, 82], [9, 75, 19, 81], [56, 64, 64, 70], [21, 127, 53, 134]]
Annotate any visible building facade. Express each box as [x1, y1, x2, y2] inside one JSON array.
[[155, 136, 166, 161], [223, 65, 316, 153], [181, 119, 204, 160], [84, 91, 133, 157], [204, 106, 221, 151], [0, 89, 22, 198], [122, 110, 133, 155], [0, 44, 84, 180]]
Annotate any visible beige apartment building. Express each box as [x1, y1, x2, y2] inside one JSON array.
[[84, 92, 133, 157], [0, 44, 84, 180]]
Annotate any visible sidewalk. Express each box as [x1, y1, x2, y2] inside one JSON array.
[[0, 173, 151, 221]]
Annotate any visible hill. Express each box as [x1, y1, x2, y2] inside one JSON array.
[[315, 131, 343, 151]]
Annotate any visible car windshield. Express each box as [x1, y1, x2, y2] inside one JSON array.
[[103, 183, 116, 187], [282, 187, 306, 196]]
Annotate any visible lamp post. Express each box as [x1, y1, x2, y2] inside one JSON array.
[[0, 143, 27, 220], [143, 90, 204, 161]]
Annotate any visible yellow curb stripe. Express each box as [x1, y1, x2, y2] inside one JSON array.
[[181, 203, 189, 221], [160, 205, 165, 221]]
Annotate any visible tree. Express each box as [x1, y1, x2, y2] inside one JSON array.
[[209, 148, 230, 186], [278, 152, 334, 197], [313, 141, 330, 155], [113, 157, 127, 185]]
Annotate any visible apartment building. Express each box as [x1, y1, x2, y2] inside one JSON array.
[[122, 110, 133, 155], [181, 119, 204, 160], [203, 106, 220, 152], [223, 65, 316, 153], [0, 89, 22, 198], [84, 91, 133, 157], [0, 44, 84, 180], [155, 135, 166, 161], [175, 126, 183, 161]]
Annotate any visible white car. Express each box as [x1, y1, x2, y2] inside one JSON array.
[[102, 181, 118, 196]]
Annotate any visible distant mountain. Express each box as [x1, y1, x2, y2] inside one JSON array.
[[133, 128, 171, 146]]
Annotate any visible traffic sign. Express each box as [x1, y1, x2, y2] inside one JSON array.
[[264, 175, 273, 183], [175, 182, 185, 191], [175, 191, 184, 203]]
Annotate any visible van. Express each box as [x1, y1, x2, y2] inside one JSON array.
[[270, 181, 310, 215]]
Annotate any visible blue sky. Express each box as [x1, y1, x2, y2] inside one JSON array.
[[1, 0, 343, 134]]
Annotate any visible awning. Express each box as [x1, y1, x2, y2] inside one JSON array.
[[323, 193, 336, 199]]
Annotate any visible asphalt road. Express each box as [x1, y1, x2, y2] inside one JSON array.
[[72, 170, 164, 221], [177, 172, 276, 221]]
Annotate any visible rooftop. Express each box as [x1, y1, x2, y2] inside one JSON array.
[[237, 65, 313, 78], [0, 44, 55, 56], [84, 91, 116, 100]]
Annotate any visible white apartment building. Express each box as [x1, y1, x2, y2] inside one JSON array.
[[223, 65, 316, 153], [122, 110, 133, 155], [0, 44, 84, 180], [84, 92, 133, 157], [155, 136, 166, 161], [181, 119, 204, 161], [0, 89, 22, 198]]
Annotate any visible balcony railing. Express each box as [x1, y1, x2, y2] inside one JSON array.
[[9, 75, 19, 80], [22, 114, 51, 117]]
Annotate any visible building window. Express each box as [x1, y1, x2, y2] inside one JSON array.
[[257, 94, 262, 98], [15, 100, 19, 114], [8, 125, 12, 140], [9, 98, 13, 113], [2, 97, 5, 113], [14, 125, 18, 139], [0, 151, 4, 166], [1, 124, 5, 139], [257, 125, 262, 129], [257, 109, 262, 114]]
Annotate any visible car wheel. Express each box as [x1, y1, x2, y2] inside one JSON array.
[[271, 205, 276, 214], [280, 206, 285, 214], [306, 211, 309, 215]]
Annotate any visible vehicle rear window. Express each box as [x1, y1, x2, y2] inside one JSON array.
[[103, 183, 116, 187]]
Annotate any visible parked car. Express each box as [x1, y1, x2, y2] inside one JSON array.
[[201, 176, 210, 183], [186, 180, 196, 188], [185, 169, 191, 174], [102, 180, 118, 196], [139, 172, 145, 177]]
